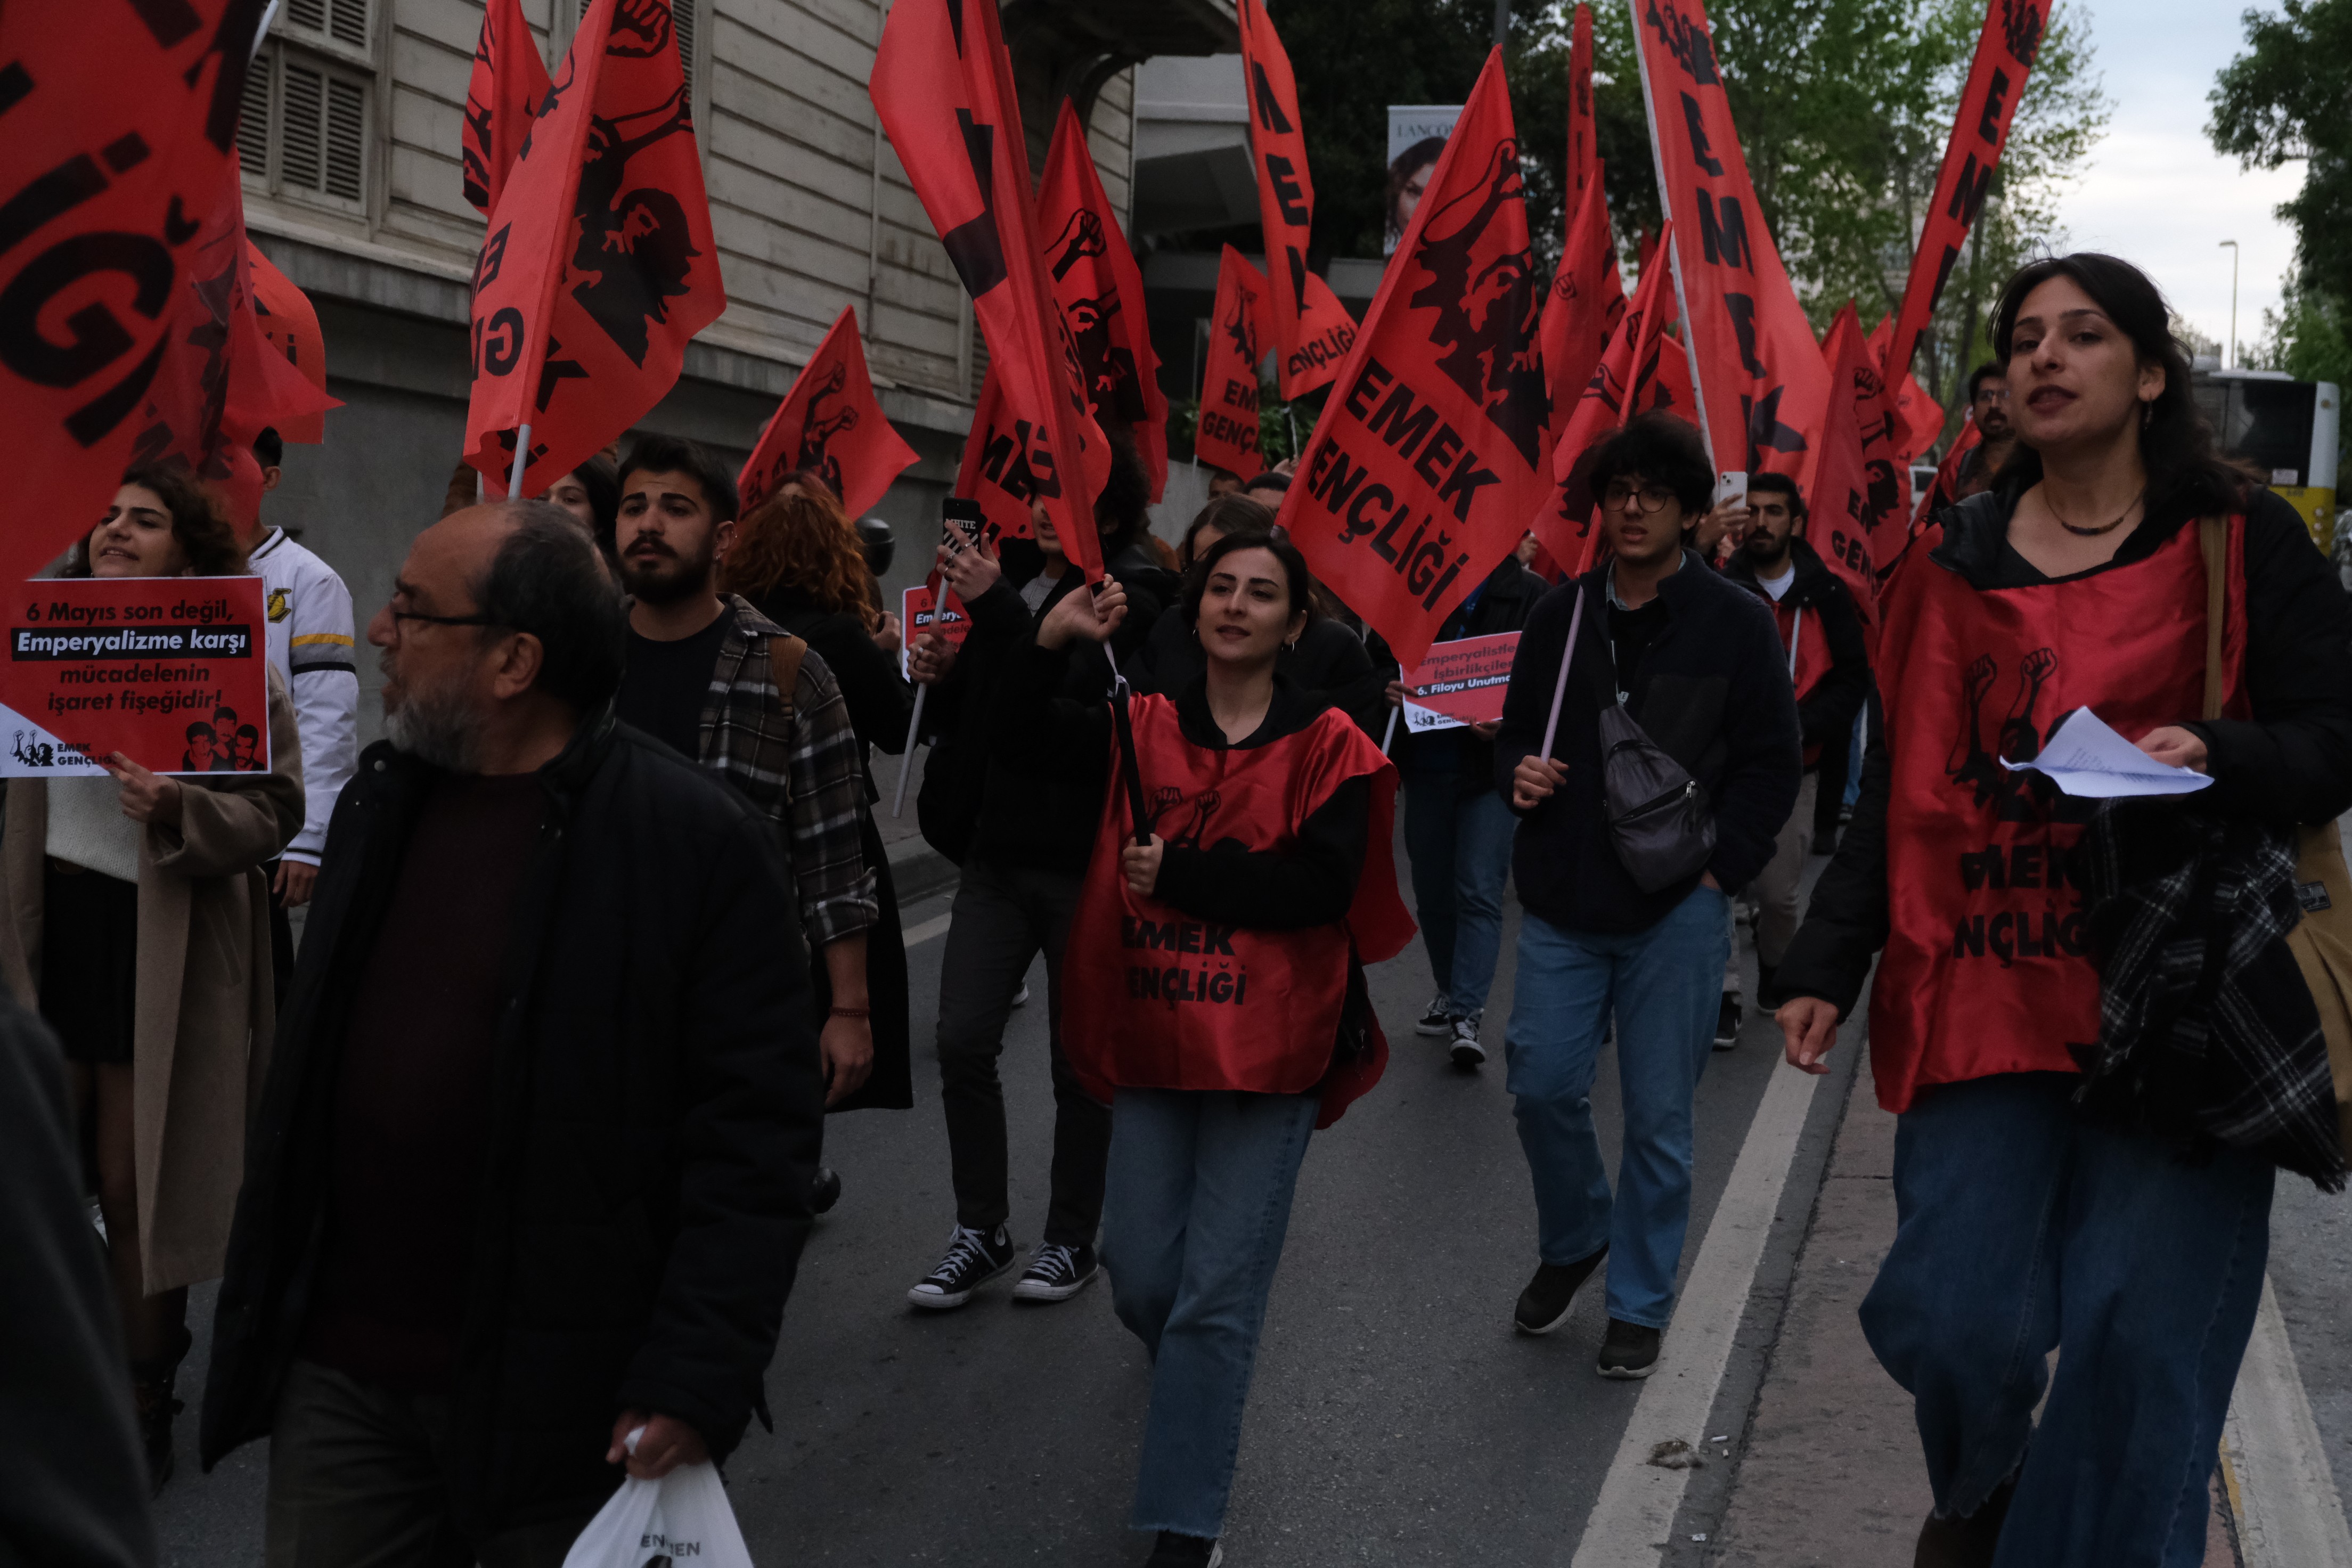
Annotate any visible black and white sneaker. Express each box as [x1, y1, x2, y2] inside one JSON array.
[[1011, 1241, 1099, 1303], [1513, 1247, 1607, 1335], [907, 1223, 1017, 1310], [1146, 1531, 1223, 1567], [1415, 992, 1453, 1036], [1713, 993, 1743, 1050], [1597, 1317, 1663, 1379], [810, 1165, 843, 1215], [1011, 981, 1031, 1008], [1449, 1013, 1486, 1069]]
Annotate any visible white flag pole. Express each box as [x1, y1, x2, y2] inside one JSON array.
[[1628, 0, 1718, 476]]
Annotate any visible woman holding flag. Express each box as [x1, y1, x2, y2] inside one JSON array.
[[1776, 254, 2352, 1564], [994, 529, 1410, 1567]]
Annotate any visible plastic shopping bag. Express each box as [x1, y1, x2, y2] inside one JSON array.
[[561, 1430, 754, 1568]]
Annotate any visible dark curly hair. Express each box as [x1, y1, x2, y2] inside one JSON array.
[[68, 463, 247, 577], [1179, 493, 1277, 568]]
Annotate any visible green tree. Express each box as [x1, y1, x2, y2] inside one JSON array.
[[2209, 0, 2352, 308]]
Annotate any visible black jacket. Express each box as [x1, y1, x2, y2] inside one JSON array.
[[1720, 536, 1872, 762], [1778, 485, 2352, 1016], [1494, 550, 1803, 932], [201, 720, 824, 1532], [918, 546, 1173, 872], [755, 584, 915, 773], [1370, 553, 1552, 796]]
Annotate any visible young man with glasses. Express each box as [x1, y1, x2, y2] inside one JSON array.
[[1491, 414, 1802, 1378], [1953, 364, 2018, 501]]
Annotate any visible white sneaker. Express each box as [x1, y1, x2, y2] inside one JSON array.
[[1415, 992, 1453, 1036]]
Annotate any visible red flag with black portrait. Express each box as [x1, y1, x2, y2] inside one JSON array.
[[462, 0, 552, 218], [872, 0, 1107, 576], [739, 307, 917, 520], [464, 0, 725, 498], [1882, 0, 2052, 386], [1810, 304, 1907, 634], [1539, 165, 1624, 456], [0, 0, 274, 585], [1236, 0, 1359, 399], [1531, 228, 1680, 575], [1276, 51, 1547, 667], [244, 242, 333, 444], [1038, 101, 1169, 502], [1195, 247, 1270, 481], [1631, 0, 1830, 486], [952, 366, 1048, 542]]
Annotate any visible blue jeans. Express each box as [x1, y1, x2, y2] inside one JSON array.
[[1100, 1088, 1319, 1539], [1401, 770, 1516, 1017], [1502, 886, 1729, 1327], [1861, 1073, 2274, 1565]]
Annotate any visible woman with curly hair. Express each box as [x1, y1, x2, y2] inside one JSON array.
[[723, 470, 914, 1131], [14, 465, 302, 1489]]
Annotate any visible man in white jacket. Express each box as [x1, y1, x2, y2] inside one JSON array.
[[249, 430, 361, 975]]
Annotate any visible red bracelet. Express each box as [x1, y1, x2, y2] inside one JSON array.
[[829, 1006, 871, 1019]]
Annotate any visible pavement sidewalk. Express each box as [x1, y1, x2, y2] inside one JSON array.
[[1709, 1057, 2242, 1567]]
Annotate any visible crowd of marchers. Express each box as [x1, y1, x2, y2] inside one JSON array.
[[10, 251, 2352, 1568]]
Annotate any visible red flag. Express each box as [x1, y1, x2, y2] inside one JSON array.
[[1567, 4, 1598, 206], [0, 1, 274, 584], [1532, 227, 1681, 575], [1913, 410, 1981, 528], [952, 366, 1046, 541], [464, 0, 725, 498], [1632, 0, 1830, 487], [1196, 247, 1271, 481], [1539, 166, 1625, 456], [462, 0, 551, 218], [1236, 0, 1360, 400], [1276, 50, 1547, 667], [1038, 101, 1170, 502], [739, 307, 917, 520], [1810, 305, 1907, 633], [1868, 314, 1945, 467], [244, 242, 336, 444], [1883, 0, 2053, 384], [872, 0, 1108, 577]]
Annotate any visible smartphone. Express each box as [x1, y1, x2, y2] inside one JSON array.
[[942, 497, 984, 556], [1714, 470, 1749, 510]]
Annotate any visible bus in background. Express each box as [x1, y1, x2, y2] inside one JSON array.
[[2192, 368, 2341, 551]]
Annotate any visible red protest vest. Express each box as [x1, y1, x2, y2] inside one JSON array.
[[1061, 695, 1414, 1128], [1773, 594, 1833, 766], [1868, 517, 2248, 1114]]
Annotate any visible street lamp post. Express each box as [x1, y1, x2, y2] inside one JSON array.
[[2220, 239, 2240, 369]]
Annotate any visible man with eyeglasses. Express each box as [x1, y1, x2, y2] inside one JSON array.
[[202, 501, 826, 1566], [1492, 414, 1801, 1380], [1952, 363, 2019, 501]]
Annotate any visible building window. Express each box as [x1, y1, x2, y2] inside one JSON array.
[[240, 2, 372, 213]]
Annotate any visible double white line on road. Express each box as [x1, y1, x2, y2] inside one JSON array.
[[1567, 1062, 1821, 1565]]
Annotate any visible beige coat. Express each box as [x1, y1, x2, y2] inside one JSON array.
[[0, 672, 303, 1292]]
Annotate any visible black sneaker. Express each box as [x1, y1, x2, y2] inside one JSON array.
[[1513, 1247, 1607, 1335], [1449, 1013, 1485, 1069], [907, 1223, 1017, 1310], [1415, 992, 1453, 1036], [1713, 993, 1743, 1050], [1146, 1532, 1223, 1567], [1011, 1240, 1099, 1303], [1597, 1318, 1662, 1378], [1754, 961, 1781, 1012], [810, 1165, 843, 1215]]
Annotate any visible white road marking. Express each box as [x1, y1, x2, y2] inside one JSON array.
[[1567, 1061, 1822, 1566], [902, 912, 952, 947], [2223, 1274, 2352, 1566]]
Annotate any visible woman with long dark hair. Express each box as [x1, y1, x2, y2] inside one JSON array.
[[1000, 529, 1412, 1567], [3, 467, 302, 1489], [1776, 254, 2352, 1563]]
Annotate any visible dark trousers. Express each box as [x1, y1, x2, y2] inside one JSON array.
[[265, 1360, 606, 1568], [265, 859, 295, 1011], [934, 856, 1110, 1247], [1861, 1073, 2273, 1565]]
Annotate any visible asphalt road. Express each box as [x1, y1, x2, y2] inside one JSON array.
[[152, 867, 1806, 1567]]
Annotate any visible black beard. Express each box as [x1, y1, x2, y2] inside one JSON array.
[[1745, 530, 1792, 567], [618, 543, 714, 605]]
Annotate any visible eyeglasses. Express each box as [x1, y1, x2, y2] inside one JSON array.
[[1973, 387, 2011, 404], [1602, 480, 1677, 514], [387, 607, 507, 631]]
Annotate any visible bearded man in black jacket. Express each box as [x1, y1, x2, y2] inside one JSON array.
[[202, 503, 824, 1567]]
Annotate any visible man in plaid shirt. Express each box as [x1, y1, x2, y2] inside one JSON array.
[[611, 436, 877, 1138]]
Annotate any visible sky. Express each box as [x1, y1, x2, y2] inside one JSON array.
[[2061, 0, 2304, 365]]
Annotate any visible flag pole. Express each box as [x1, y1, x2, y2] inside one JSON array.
[[508, 423, 532, 499], [1538, 581, 1588, 763], [891, 684, 927, 816], [1381, 706, 1400, 754], [1628, 0, 1717, 476]]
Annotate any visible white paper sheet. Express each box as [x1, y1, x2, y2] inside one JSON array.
[[1997, 707, 2214, 798]]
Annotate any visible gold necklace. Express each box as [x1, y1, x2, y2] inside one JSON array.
[[2048, 487, 2143, 538]]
